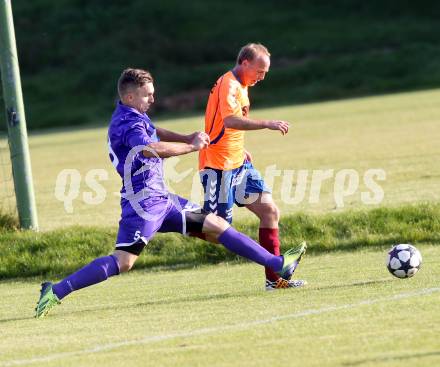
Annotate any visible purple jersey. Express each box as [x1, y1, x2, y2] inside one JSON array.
[[107, 102, 202, 248], [108, 102, 168, 202]]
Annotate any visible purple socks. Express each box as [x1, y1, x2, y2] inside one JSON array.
[[218, 227, 283, 271], [51, 228, 282, 301], [52, 255, 120, 300]]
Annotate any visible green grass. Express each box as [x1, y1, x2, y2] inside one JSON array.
[[4, 88, 438, 230], [2, 1, 440, 129], [0, 213, 18, 231], [1, 203, 439, 279], [1, 247, 439, 367], [1, 88, 439, 279], [0, 87, 439, 365]]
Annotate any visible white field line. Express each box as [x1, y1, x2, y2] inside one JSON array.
[[2, 287, 439, 367]]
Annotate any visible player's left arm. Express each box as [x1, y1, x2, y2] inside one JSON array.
[[156, 127, 194, 143]]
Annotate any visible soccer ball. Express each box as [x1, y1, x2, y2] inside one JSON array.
[[386, 244, 422, 278]]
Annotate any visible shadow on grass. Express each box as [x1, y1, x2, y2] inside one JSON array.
[[343, 351, 440, 366], [311, 278, 392, 292], [133, 290, 256, 309], [0, 286, 255, 323], [0, 316, 36, 324], [26, 288, 258, 320]]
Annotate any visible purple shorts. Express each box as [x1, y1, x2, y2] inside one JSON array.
[[115, 194, 205, 255]]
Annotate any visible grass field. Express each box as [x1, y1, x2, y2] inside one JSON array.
[[1, 203, 439, 280], [0, 89, 439, 366], [1, 246, 439, 367], [3, 88, 438, 230]]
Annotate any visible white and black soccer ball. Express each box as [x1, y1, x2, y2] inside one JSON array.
[[386, 244, 422, 278]]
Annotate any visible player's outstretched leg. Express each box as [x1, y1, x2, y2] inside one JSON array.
[[203, 214, 307, 281], [35, 254, 121, 318]]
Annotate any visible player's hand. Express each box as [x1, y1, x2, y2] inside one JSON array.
[[244, 149, 253, 162], [190, 132, 210, 150], [265, 120, 289, 135], [185, 131, 202, 144], [199, 132, 210, 144]]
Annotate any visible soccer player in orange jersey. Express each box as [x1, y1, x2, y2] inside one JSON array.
[[199, 43, 306, 290]]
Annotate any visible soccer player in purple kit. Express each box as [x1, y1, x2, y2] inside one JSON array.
[[35, 68, 306, 318]]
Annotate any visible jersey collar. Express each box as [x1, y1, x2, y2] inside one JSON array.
[[116, 101, 151, 121], [231, 68, 245, 86]]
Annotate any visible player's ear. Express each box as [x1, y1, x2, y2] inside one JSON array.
[[241, 59, 250, 68], [125, 92, 134, 102]]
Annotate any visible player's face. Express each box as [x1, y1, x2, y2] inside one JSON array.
[[242, 55, 270, 87], [127, 83, 155, 113]]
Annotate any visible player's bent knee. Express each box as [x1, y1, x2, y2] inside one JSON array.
[[113, 250, 138, 273], [261, 203, 280, 222], [202, 213, 230, 236]]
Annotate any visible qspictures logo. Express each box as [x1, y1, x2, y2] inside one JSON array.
[[54, 147, 386, 216]]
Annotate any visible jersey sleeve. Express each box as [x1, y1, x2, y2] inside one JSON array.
[[219, 78, 242, 119], [123, 121, 154, 149]]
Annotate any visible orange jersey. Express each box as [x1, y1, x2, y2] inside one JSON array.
[[199, 71, 250, 170]]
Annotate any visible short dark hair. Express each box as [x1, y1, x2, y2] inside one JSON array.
[[118, 68, 154, 98], [236, 43, 271, 65]]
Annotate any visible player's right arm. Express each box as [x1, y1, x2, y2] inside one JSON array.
[[223, 116, 290, 135], [142, 132, 209, 158]]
